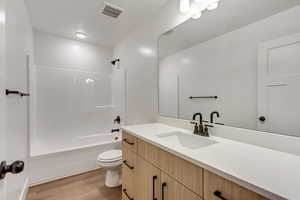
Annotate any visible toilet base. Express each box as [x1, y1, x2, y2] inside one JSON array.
[[104, 166, 122, 187]]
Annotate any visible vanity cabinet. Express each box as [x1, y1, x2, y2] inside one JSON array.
[[161, 172, 202, 200], [122, 131, 271, 200], [122, 146, 137, 200], [138, 139, 203, 197], [136, 156, 161, 200], [123, 131, 138, 152], [203, 170, 269, 200]]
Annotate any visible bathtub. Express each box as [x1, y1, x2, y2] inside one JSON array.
[[29, 132, 122, 186]]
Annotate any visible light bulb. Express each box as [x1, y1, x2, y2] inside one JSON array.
[[192, 11, 202, 19], [75, 31, 87, 39], [207, 2, 219, 10], [180, 0, 191, 13]]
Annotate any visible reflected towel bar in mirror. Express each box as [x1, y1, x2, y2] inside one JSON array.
[[189, 96, 218, 99]]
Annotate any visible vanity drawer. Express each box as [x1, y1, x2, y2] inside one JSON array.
[[138, 139, 161, 167], [138, 139, 203, 197], [122, 131, 138, 152], [123, 145, 137, 172], [122, 146, 137, 200], [203, 170, 270, 200]]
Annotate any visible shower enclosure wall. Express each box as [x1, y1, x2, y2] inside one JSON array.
[[29, 32, 126, 185]]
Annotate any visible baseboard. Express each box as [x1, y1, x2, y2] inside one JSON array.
[[30, 167, 101, 187], [20, 177, 29, 200]]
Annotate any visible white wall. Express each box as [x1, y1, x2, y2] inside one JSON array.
[[31, 31, 114, 154], [159, 5, 300, 130], [34, 31, 112, 73], [113, 0, 190, 125]]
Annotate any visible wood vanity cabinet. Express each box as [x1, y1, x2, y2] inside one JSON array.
[[122, 146, 137, 200], [122, 131, 271, 200], [136, 156, 161, 200], [161, 172, 202, 200], [123, 131, 138, 152], [203, 170, 270, 200], [138, 138, 203, 197]]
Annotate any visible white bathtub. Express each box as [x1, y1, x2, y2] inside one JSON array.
[[29, 132, 122, 185]]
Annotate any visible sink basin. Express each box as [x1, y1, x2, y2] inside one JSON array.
[[156, 131, 217, 150]]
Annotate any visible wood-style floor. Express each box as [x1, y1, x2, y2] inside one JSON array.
[[27, 169, 122, 200]]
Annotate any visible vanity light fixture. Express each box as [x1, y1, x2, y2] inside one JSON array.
[[0, 11, 5, 25], [180, 0, 221, 19], [207, 1, 219, 10], [180, 0, 191, 13], [192, 11, 202, 19], [75, 31, 87, 39]]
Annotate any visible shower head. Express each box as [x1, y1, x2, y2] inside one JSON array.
[[111, 58, 120, 66]]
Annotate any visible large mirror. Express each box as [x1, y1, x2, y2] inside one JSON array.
[[159, 0, 300, 137]]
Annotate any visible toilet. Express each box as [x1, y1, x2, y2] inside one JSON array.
[[97, 150, 122, 187]]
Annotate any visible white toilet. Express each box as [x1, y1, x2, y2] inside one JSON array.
[[97, 149, 122, 187]]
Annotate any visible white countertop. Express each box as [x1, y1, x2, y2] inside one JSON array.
[[123, 123, 300, 200]]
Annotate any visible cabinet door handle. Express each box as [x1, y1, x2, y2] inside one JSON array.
[[214, 191, 227, 200], [123, 189, 134, 200], [162, 182, 167, 200], [153, 175, 158, 200], [123, 138, 135, 145], [123, 160, 134, 170]]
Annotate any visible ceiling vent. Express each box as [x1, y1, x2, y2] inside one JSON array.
[[102, 2, 123, 18]]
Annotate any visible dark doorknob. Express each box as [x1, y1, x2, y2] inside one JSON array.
[[259, 116, 266, 122], [0, 161, 24, 180]]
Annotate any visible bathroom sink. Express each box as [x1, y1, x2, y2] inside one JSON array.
[[156, 131, 217, 150]]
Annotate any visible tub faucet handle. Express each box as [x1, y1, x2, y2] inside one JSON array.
[[114, 116, 121, 124]]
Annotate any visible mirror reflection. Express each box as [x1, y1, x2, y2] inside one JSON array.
[[159, 0, 300, 137]]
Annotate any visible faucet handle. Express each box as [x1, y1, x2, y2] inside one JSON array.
[[190, 121, 198, 125], [190, 121, 199, 134]]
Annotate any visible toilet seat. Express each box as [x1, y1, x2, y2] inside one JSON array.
[[97, 150, 122, 162]]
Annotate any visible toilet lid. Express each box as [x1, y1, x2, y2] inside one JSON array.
[[98, 150, 122, 162]]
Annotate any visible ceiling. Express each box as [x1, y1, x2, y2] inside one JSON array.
[[26, 0, 168, 47], [160, 0, 300, 57]]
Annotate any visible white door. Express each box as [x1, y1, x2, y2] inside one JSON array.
[[0, 0, 32, 199], [258, 33, 300, 137], [0, 0, 7, 199]]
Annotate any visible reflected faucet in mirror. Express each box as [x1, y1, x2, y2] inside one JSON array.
[[210, 111, 220, 124]]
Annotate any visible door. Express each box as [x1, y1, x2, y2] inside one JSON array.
[[258, 33, 300, 137], [0, 0, 7, 199], [136, 157, 161, 200], [161, 172, 201, 200], [0, 0, 32, 199]]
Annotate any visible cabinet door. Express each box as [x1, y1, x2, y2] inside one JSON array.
[[122, 147, 137, 200], [204, 170, 270, 200], [123, 131, 138, 152], [138, 139, 203, 197], [161, 172, 202, 200], [136, 156, 161, 200]]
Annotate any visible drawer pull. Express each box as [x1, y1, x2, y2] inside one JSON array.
[[123, 138, 135, 145], [162, 182, 167, 200], [123, 160, 134, 170], [214, 191, 227, 200], [153, 175, 158, 200], [123, 189, 134, 200]]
